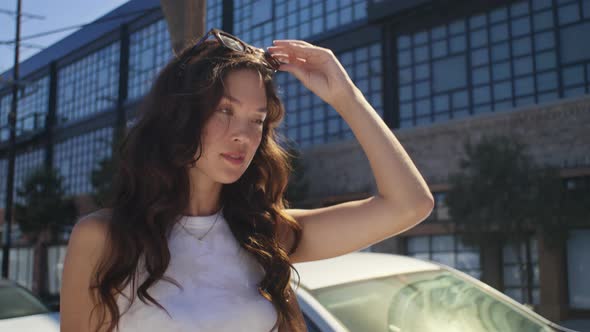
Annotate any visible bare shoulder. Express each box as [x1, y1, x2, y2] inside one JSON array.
[[70, 209, 112, 253], [60, 209, 113, 332], [75, 208, 112, 234]]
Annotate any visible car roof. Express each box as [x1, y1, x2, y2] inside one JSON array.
[[292, 252, 441, 290]]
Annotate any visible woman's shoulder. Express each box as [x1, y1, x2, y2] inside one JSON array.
[[69, 209, 113, 254], [61, 209, 115, 331], [79, 208, 113, 223]]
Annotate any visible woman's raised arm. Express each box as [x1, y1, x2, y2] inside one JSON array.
[[269, 40, 434, 263]]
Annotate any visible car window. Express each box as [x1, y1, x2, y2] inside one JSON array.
[[309, 270, 555, 332], [303, 312, 322, 332], [0, 285, 50, 319]]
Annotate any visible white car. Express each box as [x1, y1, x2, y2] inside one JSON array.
[[292, 252, 579, 332], [0, 279, 60, 332], [1, 253, 579, 332]]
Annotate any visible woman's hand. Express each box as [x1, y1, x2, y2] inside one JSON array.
[[267, 40, 359, 110]]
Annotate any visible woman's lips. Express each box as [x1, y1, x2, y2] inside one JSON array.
[[221, 153, 245, 166]]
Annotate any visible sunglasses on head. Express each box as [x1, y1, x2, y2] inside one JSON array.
[[177, 28, 282, 77]]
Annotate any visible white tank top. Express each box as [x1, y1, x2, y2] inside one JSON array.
[[115, 209, 278, 332]]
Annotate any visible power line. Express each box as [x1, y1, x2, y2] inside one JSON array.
[[1, 42, 44, 49], [0, 6, 160, 45], [0, 8, 45, 20]]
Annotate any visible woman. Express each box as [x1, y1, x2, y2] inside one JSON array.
[[60, 29, 434, 332]]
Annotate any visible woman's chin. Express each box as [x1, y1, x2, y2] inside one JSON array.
[[216, 172, 245, 184]]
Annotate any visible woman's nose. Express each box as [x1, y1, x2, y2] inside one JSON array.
[[230, 119, 255, 143]]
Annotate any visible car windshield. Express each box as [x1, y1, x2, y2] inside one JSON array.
[[0, 285, 50, 319], [310, 270, 555, 332]]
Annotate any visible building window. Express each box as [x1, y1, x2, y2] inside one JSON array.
[[128, 19, 172, 101], [0, 94, 9, 141], [53, 127, 113, 195], [397, 0, 590, 129], [234, 0, 367, 48], [207, 0, 223, 31], [276, 42, 382, 148], [0, 158, 6, 209], [0, 76, 49, 141], [57, 42, 120, 124], [502, 236, 539, 305], [252, 0, 273, 26], [406, 234, 482, 279], [47, 245, 68, 295], [432, 55, 467, 93], [0, 247, 34, 291], [423, 192, 449, 223], [567, 229, 590, 309], [13, 148, 45, 205], [565, 176, 590, 309]]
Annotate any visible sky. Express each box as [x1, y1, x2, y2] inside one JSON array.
[[0, 0, 129, 74]]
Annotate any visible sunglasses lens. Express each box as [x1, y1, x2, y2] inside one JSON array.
[[219, 34, 245, 52]]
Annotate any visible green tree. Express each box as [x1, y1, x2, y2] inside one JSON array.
[[284, 145, 309, 206], [15, 167, 78, 242], [90, 157, 115, 208], [14, 166, 78, 295], [90, 128, 122, 208], [445, 135, 590, 303]]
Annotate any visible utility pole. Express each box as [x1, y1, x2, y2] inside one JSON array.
[[2, 0, 22, 278]]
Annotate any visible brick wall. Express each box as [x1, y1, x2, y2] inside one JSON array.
[[301, 95, 590, 204]]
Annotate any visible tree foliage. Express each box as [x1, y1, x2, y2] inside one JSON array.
[[91, 157, 115, 208], [284, 145, 309, 206], [90, 131, 123, 208], [445, 135, 590, 249], [14, 167, 78, 243]]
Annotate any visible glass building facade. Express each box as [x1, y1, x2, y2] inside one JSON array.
[[502, 237, 540, 305], [2, 0, 589, 200], [406, 234, 483, 280], [13, 148, 44, 205], [53, 127, 113, 196], [397, 0, 590, 128], [276, 42, 382, 147], [128, 19, 172, 101], [0, 159, 6, 209], [568, 229, 590, 309], [0, 75, 49, 141], [207, 0, 224, 32], [234, 0, 367, 48], [0, 95, 11, 142], [56, 42, 120, 124]]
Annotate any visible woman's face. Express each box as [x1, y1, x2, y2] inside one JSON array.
[[192, 68, 268, 185]]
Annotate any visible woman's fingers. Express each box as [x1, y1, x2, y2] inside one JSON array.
[[270, 53, 307, 65], [268, 40, 328, 61], [273, 39, 313, 47]]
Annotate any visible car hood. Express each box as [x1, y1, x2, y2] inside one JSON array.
[[0, 312, 60, 331], [292, 252, 440, 290]]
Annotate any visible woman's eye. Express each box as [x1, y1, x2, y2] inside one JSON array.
[[254, 119, 265, 125], [219, 107, 232, 115]]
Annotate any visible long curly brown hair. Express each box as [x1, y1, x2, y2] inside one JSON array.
[[88, 38, 306, 332]]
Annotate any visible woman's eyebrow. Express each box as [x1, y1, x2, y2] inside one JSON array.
[[222, 94, 267, 113]]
